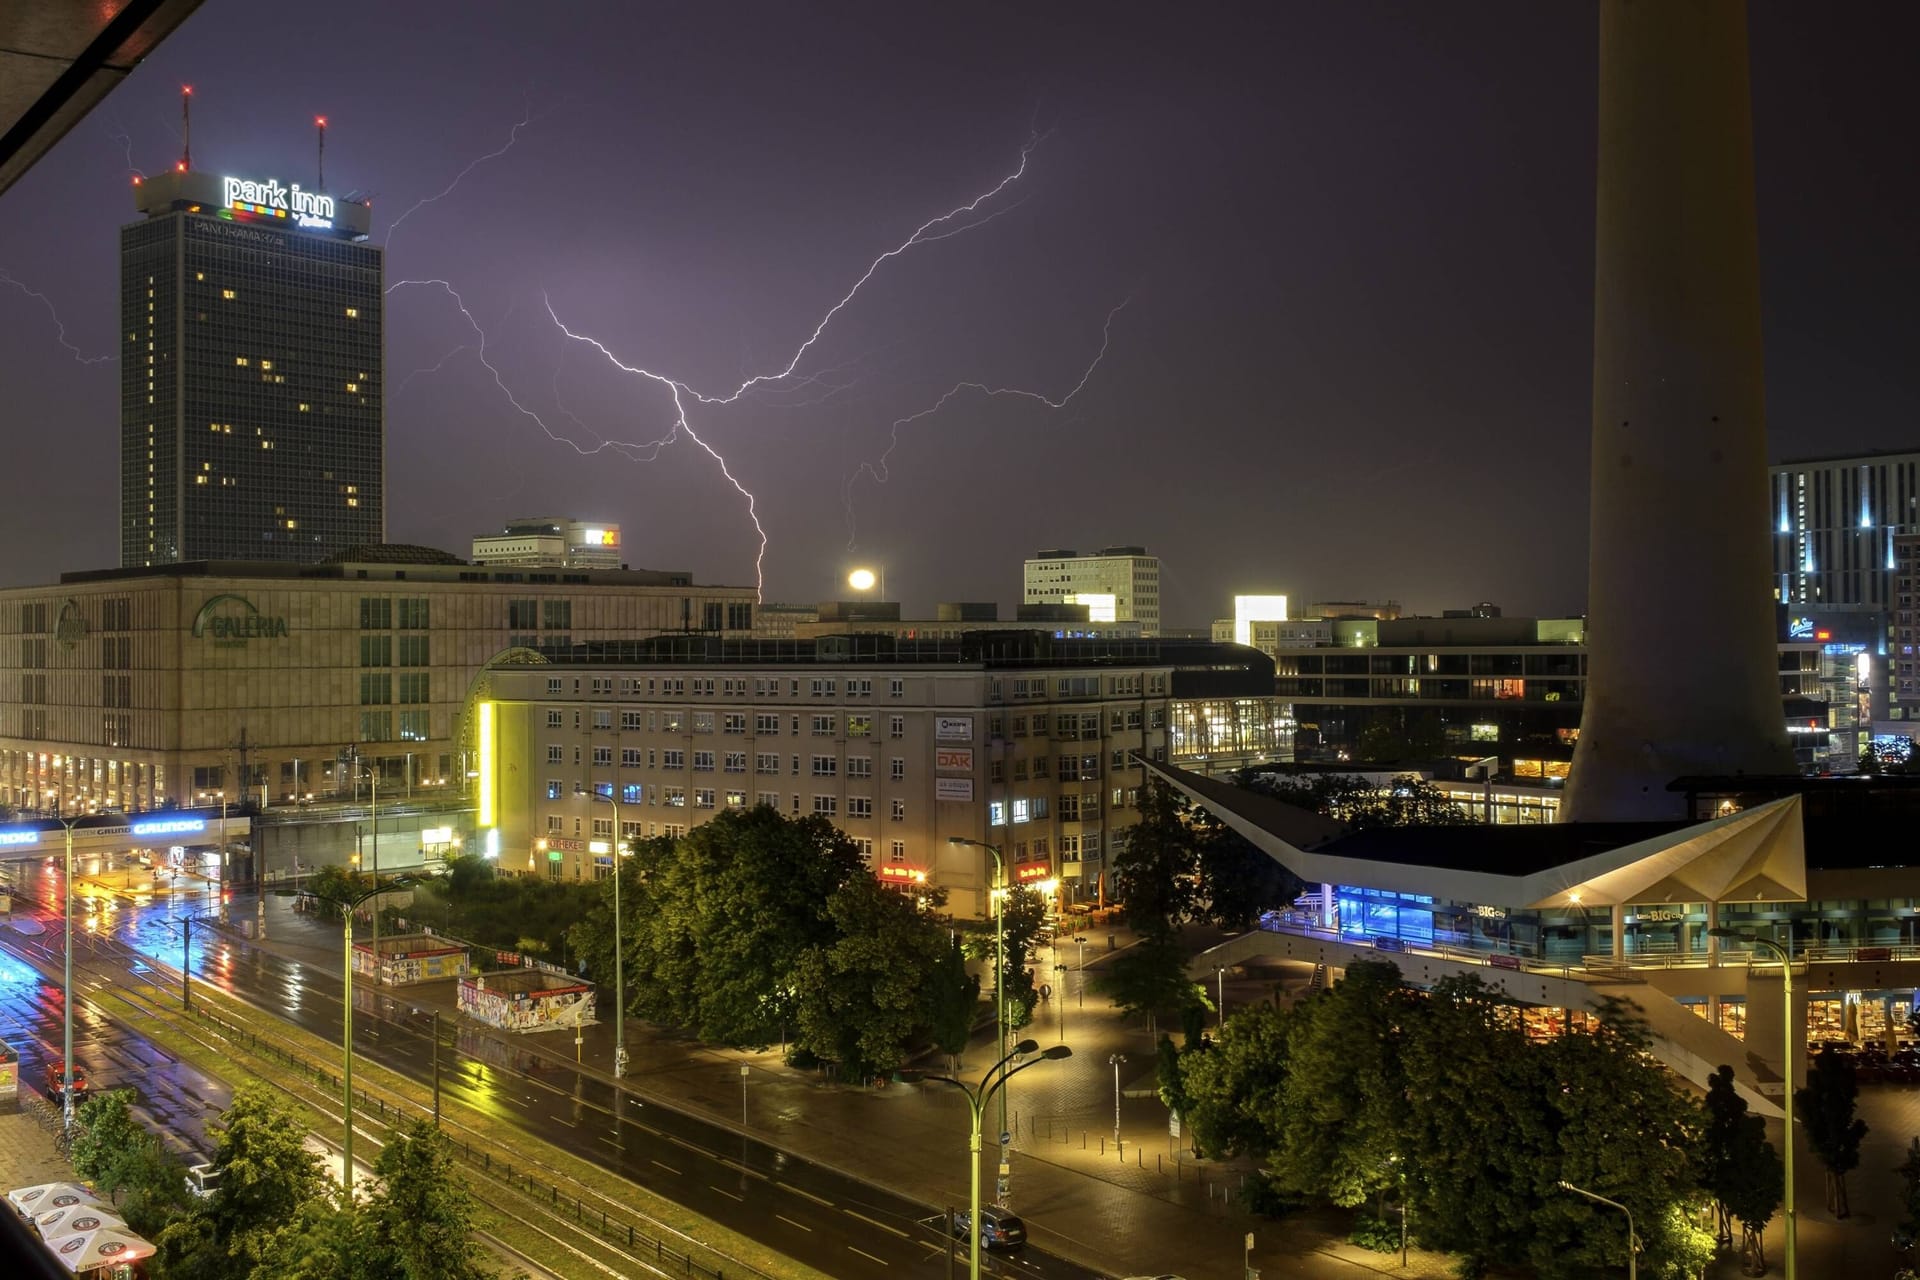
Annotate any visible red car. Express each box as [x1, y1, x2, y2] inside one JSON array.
[[45, 1060, 87, 1102]]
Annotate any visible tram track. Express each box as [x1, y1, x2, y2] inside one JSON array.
[[2, 928, 756, 1280]]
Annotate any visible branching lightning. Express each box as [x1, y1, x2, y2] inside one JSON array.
[[528, 136, 1050, 597], [384, 104, 537, 251], [0, 269, 114, 365], [104, 116, 145, 179], [841, 299, 1129, 548], [398, 131, 1110, 600]]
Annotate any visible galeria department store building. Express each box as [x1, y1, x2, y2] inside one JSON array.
[[0, 549, 756, 814]]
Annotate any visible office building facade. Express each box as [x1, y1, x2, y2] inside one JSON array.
[[1771, 450, 1920, 610], [121, 167, 382, 566], [1023, 546, 1161, 635], [472, 633, 1283, 915], [471, 518, 624, 569]]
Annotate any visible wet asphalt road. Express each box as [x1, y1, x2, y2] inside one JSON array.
[[2, 863, 1106, 1280]]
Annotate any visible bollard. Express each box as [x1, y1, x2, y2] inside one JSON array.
[[1082, 1131, 1087, 1150], [1099, 1137, 1105, 1154], [1137, 1147, 1143, 1167]]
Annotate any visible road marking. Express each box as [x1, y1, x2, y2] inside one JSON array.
[[708, 1185, 743, 1201], [718, 1157, 766, 1180], [650, 1159, 680, 1175], [782, 1184, 833, 1207], [775, 1213, 812, 1232], [848, 1246, 890, 1266], [845, 1210, 909, 1239]]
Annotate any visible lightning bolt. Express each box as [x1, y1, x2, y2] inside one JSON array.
[[527, 135, 1048, 598], [384, 105, 537, 251], [395, 343, 470, 395], [104, 117, 145, 179], [0, 269, 114, 365], [841, 299, 1129, 549]]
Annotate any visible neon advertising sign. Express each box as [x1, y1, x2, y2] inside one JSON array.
[[222, 176, 336, 230]]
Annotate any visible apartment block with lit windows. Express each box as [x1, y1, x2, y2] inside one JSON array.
[[471, 633, 1282, 916]]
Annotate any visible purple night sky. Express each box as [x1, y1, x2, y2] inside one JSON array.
[[1, 2, 1916, 621]]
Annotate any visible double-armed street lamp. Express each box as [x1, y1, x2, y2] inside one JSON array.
[[1556, 1180, 1637, 1280], [947, 837, 1009, 1187], [577, 786, 629, 1078], [1710, 926, 1797, 1280], [910, 1039, 1072, 1280]]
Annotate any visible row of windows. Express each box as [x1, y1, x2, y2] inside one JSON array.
[[564, 675, 901, 698], [551, 743, 912, 779], [546, 787, 911, 821], [549, 708, 908, 738]]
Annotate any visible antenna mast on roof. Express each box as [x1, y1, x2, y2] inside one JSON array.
[[180, 86, 191, 171], [316, 115, 326, 188]]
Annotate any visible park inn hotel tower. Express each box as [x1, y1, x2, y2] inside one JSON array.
[[121, 161, 381, 565]]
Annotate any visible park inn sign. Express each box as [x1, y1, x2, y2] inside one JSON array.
[[192, 594, 289, 648]]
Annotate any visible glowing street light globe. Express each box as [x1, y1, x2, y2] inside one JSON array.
[[848, 568, 878, 592]]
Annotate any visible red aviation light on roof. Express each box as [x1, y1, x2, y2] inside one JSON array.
[[316, 116, 326, 127]]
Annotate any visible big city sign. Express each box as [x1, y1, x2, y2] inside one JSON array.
[[222, 175, 336, 230]]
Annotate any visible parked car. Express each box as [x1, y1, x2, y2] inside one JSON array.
[[952, 1207, 1026, 1250], [44, 1060, 87, 1102]]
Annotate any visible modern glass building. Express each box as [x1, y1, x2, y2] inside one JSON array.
[[120, 167, 380, 566]]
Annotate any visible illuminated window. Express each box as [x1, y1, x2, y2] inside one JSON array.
[[235, 357, 249, 367], [285, 520, 297, 530], [259, 360, 272, 371], [345, 382, 359, 393], [345, 307, 359, 318], [195, 272, 205, 281], [221, 289, 236, 300]]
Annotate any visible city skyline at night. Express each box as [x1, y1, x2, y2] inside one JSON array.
[[3, 3, 1918, 620]]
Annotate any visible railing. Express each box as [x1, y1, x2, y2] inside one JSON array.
[[1251, 912, 1622, 982]]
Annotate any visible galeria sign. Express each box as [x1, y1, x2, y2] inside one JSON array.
[[222, 176, 335, 228]]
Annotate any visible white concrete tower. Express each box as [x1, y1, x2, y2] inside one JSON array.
[[1564, 0, 1794, 821]]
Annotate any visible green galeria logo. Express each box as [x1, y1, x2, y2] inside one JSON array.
[[192, 594, 289, 648]]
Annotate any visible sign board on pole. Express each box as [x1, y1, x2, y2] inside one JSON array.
[[1169, 1111, 1181, 1139]]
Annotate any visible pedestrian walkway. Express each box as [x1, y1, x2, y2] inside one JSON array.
[[0, 1103, 72, 1191]]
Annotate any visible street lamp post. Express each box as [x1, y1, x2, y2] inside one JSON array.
[[912, 1039, 1071, 1280], [948, 837, 1007, 1193], [1711, 926, 1796, 1279], [305, 876, 418, 1199], [1556, 1180, 1637, 1280], [1217, 966, 1227, 1028], [57, 815, 82, 1130], [1109, 1052, 1127, 1149], [579, 787, 628, 1078]]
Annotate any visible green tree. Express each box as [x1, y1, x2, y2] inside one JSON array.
[[71, 1089, 189, 1238], [1090, 935, 1208, 1028], [1181, 1000, 1292, 1160], [1398, 975, 1543, 1272], [996, 885, 1048, 1029], [791, 876, 947, 1080], [1110, 779, 1197, 936], [1896, 1136, 1920, 1250], [926, 934, 981, 1070], [1191, 805, 1299, 930], [1245, 770, 1471, 830], [70, 1087, 148, 1188], [157, 1081, 329, 1279], [362, 1119, 495, 1280], [1529, 1005, 1704, 1280], [1351, 711, 1446, 763], [245, 1201, 370, 1280], [1154, 1033, 1190, 1122], [1271, 959, 1411, 1213], [1797, 1046, 1869, 1218], [615, 809, 862, 1047]]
